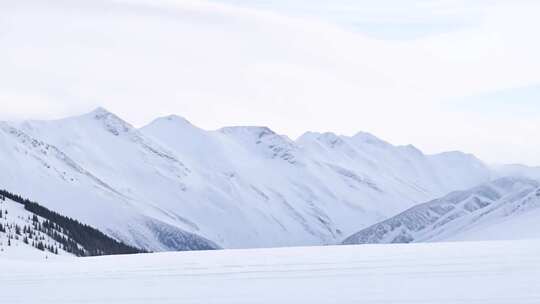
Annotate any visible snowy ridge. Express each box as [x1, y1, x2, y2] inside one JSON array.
[[220, 126, 301, 165], [0, 108, 495, 250], [343, 177, 540, 245]]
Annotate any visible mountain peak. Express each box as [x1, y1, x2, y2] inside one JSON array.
[[317, 132, 345, 147], [219, 126, 276, 139], [397, 144, 424, 156], [151, 114, 194, 128], [82, 107, 134, 136], [352, 131, 390, 146], [84, 107, 115, 119], [163, 114, 191, 123], [431, 151, 481, 163], [90, 106, 110, 114]]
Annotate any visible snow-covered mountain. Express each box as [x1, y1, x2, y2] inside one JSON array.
[[0, 112, 218, 252], [342, 177, 540, 245], [0, 108, 494, 250]]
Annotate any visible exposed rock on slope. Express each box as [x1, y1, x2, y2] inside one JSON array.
[[343, 177, 540, 245]]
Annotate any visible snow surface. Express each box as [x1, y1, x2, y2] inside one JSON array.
[[1, 240, 540, 303], [0, 108, 494, 250], [449, 206, 540, 241]]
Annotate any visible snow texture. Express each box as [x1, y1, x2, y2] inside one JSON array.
[[343, 177, 540, 244], [1, 240, 540, 303]]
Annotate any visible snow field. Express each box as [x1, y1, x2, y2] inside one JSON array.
[[1, 240, 539, 303]]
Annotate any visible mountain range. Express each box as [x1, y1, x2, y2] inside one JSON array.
[[0, 108, 537, 251]]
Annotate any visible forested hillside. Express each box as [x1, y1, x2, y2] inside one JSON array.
[[0, 189, 144, 257]]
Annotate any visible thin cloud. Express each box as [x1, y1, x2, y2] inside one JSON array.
[[0, 0, 539, 165]]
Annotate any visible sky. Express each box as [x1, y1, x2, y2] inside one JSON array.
[[1, 0, 539, 165]]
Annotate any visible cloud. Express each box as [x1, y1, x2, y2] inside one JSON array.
[[0, 0, 539, 165]]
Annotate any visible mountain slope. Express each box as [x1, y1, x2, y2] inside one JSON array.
[[141, 113, 492, 248], [0, 108, 493, 250], [0, 190, 143, 258], [0, 113, 219, 251], [342, 177, 540, 245]]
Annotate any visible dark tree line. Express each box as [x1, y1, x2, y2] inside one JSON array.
[[0, 190, 145, 256], [1, 218, 62, 255]]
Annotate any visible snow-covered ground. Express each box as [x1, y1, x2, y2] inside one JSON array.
[[2, 240, 540, 303]]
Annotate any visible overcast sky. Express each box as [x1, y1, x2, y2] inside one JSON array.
[[1, 0, 539, 165]]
